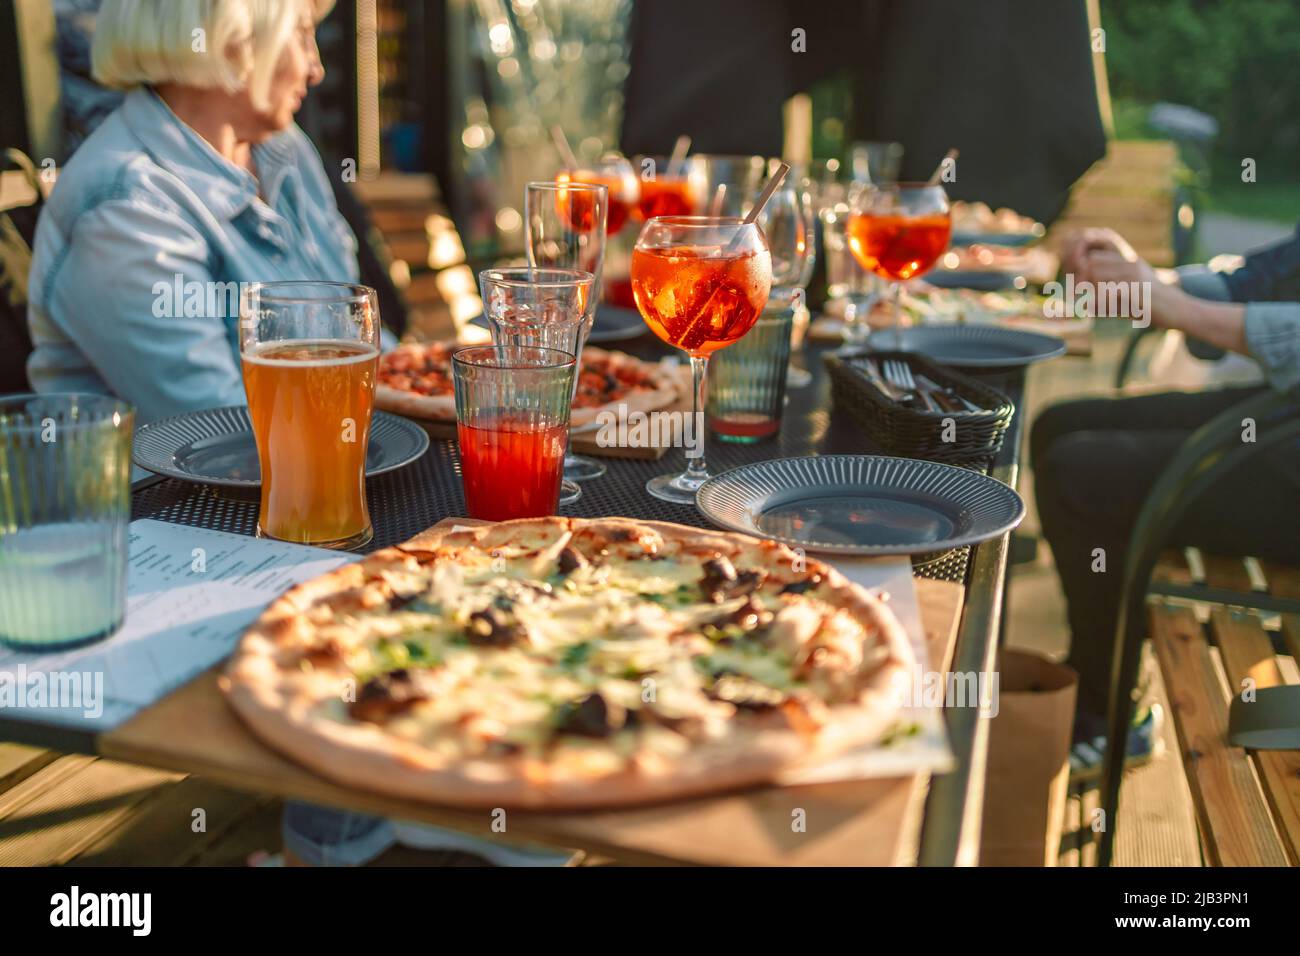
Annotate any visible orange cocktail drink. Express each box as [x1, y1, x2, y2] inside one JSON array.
[[630, 245, 771, 355], [629, 216, 772, 504]]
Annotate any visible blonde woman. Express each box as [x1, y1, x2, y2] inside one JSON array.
[[27, 0, 397, 867], [27, 0, 356, 424]]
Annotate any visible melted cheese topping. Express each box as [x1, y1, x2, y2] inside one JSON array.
[[320, 533, 878, 764]]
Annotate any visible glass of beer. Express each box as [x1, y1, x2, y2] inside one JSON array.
[[239, 282, 381, 550]]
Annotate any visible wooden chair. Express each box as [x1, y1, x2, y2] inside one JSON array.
[[0, 149, 49, 395], [1097, 389, 1300, 866]]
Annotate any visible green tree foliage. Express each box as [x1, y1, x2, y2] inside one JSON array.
[[1102, 0, 1300, 168]]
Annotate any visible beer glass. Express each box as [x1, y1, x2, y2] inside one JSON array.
[[239, 282, 380, 550]]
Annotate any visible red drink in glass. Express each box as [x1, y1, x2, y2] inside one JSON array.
[[846, 212, 952, 280], [559, 170, 636, 235], [636, 178, 695, 221], [457, 415, 569, 521], [603, 275, 637, 309]]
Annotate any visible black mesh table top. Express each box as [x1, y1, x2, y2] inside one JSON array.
[[131, 339, 1026, 587]]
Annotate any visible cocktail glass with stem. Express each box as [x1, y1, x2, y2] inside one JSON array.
[[629, 216, 773, 504], [846, 183, 951, 345]]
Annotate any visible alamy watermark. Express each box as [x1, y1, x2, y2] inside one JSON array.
[[897, 668, 1000, 717], [1042, 273, 1151, 328], [152, 274, 255, 319], [0, 665, 104, 719], [595, 405, 705, 458]]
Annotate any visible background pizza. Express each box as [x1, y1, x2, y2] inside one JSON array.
[[376, 342, 679, 427]]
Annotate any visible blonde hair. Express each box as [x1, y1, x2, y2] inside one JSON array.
[[92, 0, 334, 111]]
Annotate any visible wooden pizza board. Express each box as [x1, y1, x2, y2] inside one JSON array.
[[100, 519, 965, 866]]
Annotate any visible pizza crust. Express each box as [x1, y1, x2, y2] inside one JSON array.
[[222, 517, 915, 810]]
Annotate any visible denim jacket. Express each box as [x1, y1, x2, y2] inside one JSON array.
[[26, 87, 359, 423], [1178, 224, 1300, 393]]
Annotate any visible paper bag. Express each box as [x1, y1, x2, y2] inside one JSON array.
[[979, 650, 1078, 866]]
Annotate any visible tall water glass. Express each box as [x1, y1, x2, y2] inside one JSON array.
[[0, 394, 133, 649], [757, 160, 816, 387], [822, 200, 883, 346], [525, 181, 608, 490]]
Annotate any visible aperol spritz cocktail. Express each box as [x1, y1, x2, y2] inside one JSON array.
[[844, 183, 950, 341], [558, 155, 639, 235], [846, 211, 951, 280], [630, 216, 772, 503], [631, 245, 771, 355]]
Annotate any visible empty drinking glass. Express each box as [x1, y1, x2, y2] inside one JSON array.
[[524, 180, 608, 491]]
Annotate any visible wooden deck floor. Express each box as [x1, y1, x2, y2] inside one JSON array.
[[0, 743, 522, 866]]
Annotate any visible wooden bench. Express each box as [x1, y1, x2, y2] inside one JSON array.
[[1146, 549, 1300, 866]]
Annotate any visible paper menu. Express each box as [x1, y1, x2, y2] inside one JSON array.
[[777, 554, 955, 784], [0, 519, 350, 730]]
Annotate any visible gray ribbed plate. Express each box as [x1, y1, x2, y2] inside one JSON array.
[[133, 406, 429, 488], [696, 454, 1024, 555], [866, 325, 1066, 368]]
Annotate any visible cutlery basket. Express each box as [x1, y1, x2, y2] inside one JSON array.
[[825, 349, 1014, 470]]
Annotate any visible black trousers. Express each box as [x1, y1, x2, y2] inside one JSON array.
[[1030, 386, 1300, 715]]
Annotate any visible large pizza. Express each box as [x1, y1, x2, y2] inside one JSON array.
[[376, 343, 680, 427], [222, 517, 915, 809]]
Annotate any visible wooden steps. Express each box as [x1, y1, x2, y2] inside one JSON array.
[[352, 173, 468, 342]]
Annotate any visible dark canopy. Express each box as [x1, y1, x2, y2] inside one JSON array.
[[621, 0, 1106, 223]]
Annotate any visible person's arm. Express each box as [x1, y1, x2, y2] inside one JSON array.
[[1220, 224, 1300, 304], [1153, 287, 1248, 353], [39, 198, 246, 422], [1084, 248, 1300, 391]]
